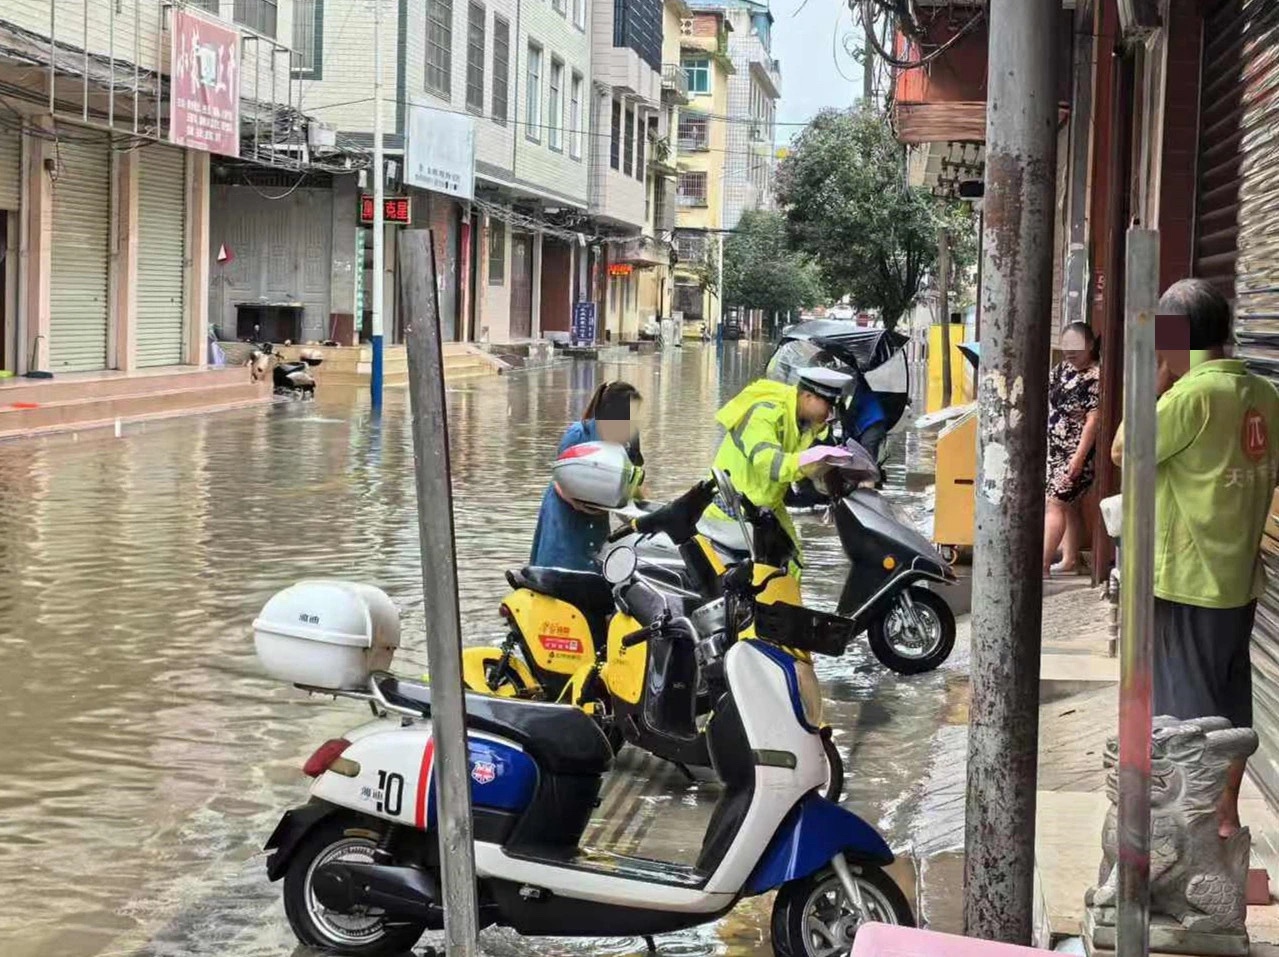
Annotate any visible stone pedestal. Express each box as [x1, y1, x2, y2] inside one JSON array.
[[1083, 906, 1249, 956]]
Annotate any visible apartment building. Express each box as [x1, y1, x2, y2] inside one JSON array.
[[692, 0, 779, 228], [672, 8, 733, 334], [0, 0, 328, 438]]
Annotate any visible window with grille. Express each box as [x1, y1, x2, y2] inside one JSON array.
[[573, 0, 586, 29], [234, 0, 277, 37], [192, 0, 220, 13], [426, 0, 453, 97], [610, 100, 621, 170], [492, 17, 510, 125], [678, 115, 708, 151], [489, 221, 506, 284], [549, 59, 564, 150], [526, 43, 543, 140], [623, 106, 635, 176], [675, 232, 706, 262], [675, 283, 704, 319], [292, 0, 322, 77], [683, 58, 710, 95], [569, 72, 583, 159], [678, 171, 707, 207], [466, 3, 486, 113]]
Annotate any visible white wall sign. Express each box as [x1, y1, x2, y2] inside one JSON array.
[[405, 100, 476, 200]]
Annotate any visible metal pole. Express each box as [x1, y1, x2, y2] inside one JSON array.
[[133, 0, 140, 134], [399, 229, 481, 957], [82, 0, 89, 122], [108, 0, 115, 130], [974, 210, 984, 341], [1117, 228, 1159, 957], [371, 0, 386, 412], [963, 0, 1059, 944], [863, 11, 875, 106], [938, 227, 952, 407], [716, 231, 724, 334]]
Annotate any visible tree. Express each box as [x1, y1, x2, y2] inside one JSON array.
[[721, 210, 824, 322], [776, 107, 976, 331]]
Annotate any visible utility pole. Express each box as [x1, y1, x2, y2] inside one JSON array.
[[863, 19, 875, 106], [371, 0, 385, 413], [400, 229, 481, 957], [937, 227, 952, 408], [1117, 229, 1159, 957], [963, 0, 1059, 945]]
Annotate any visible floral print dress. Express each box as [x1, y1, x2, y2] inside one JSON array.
[[1046, 361, 1101, 502]]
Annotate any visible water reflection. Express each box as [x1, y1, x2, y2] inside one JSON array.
[[0, 344, 952, 956]]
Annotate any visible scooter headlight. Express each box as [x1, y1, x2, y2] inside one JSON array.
[[794, 660, 824, 731]]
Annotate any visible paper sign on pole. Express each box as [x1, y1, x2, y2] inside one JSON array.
[[169, 8, 241, 157], [405, 100, 476, 200]]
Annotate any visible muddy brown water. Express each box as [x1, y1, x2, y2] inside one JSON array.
[[0, 344, 961, 956]]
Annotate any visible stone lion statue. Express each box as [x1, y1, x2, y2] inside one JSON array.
[[1088, 716, 1258, 938]]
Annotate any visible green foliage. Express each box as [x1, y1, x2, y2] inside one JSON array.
[[721, 211, 824, 317], [776, 108, 977, 330]]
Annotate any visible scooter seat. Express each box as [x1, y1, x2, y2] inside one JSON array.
[[378, 678, 614, 776], [508, 566, 616, 619], [695, 516, 751, 558]]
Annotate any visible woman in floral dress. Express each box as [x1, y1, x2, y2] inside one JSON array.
[[1043, 323, 1101, 576]]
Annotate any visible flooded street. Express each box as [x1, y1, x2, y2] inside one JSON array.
[[0, 344, 963, 957]]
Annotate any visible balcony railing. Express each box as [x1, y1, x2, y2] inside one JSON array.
[[662, 64, 690, 101], [677, 194, 708, 208], [678, 136, 709, 152]]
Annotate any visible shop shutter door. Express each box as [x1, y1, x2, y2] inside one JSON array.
[[0, 127, 20, 210], [136, 146, 187, 367], [50, 138, 111, 372], [1195, 0, 1279, 377]]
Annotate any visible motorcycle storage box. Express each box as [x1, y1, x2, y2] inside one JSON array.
[[550, 441, 636, 508], [253, 580, 400, 690]]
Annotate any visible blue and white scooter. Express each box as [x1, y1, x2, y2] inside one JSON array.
[[254, 471, 913, 957]]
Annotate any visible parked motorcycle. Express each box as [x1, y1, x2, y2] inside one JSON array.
[[621, 448, 958, 675], [253, 486, 913, 955], [461, 472, 846, 800], [251, 341, 323, 399]]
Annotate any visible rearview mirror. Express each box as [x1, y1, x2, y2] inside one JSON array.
[[603, 545, 638, 585]]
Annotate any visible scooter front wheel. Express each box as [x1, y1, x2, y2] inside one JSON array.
[[771, 863, 914, 957], [282, 815, 428, 956], [866, 587, 956, 675]]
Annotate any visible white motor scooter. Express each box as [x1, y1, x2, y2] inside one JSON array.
[[253, 472, 913, 956]]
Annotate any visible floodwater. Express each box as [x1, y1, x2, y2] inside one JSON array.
[[0, 344, 962, 957]]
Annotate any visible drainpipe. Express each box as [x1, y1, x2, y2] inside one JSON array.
[[963, 0, 1060, 944]]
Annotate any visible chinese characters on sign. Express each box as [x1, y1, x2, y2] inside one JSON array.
[[571, 302, 597, 347], [607, 263, 634, 277], [405, 101, 477, 200], [360, 195, 413, 225], [169, 9, 240, 157]]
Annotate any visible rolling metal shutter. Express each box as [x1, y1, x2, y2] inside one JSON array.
[[0, 127, 20, 210], [1194, 0, 1279, 376], [50, 138, 111, 372], [136, 146, 187, 367]]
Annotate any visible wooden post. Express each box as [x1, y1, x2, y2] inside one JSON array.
[[398, 229, 480, 956]]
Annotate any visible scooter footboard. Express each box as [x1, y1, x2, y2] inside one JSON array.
[[742, 793, 894, 895]]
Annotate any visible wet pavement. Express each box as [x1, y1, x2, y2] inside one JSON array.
[[0, 343, 963, 957]]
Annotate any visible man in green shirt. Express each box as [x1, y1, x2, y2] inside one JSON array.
[[1117, 278, 1279, 837]]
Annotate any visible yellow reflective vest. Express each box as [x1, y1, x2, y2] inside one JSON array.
[[709, 379, 828, 558]]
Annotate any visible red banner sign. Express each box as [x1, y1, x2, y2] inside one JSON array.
[[169, 8, 241, 157], [608, 263, 634, 277]]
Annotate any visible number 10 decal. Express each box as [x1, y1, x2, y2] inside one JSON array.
[[377, 770, 404, 816]]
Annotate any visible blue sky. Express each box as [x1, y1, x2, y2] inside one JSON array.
[[769, 0, 862, 144]]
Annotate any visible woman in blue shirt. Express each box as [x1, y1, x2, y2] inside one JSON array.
[[529, 381, 644, 571]]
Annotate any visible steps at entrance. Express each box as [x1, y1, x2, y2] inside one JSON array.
[[0, 367, 271, 440], [272, 343, 502, 387]]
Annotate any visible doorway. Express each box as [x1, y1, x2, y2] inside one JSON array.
[[511, 233, 533, 339], [0, 214, 11, 373]]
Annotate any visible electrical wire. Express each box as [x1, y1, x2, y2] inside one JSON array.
[[854, 0, 986, 72]]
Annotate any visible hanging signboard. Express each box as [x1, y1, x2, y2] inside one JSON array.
[[361, 195, 413, 225], [608, 263, 634, 277], [405, 99, 476, 200], [169, 8, 241, 157], [571, 302, 598, 346]]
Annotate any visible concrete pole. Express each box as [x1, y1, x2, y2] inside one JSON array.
[[963, 0, 1059, 945], [371, 0, 386, 412], [1117, 229, 1159, 957], [938, 227, 952, 408], [399, 229, 481, 956]]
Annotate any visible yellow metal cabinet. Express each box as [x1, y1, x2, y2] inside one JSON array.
[[934, 409, 978, 549]]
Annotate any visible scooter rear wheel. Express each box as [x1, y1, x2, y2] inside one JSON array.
[[771, 863, 914, 957], [866, 587, 956, 675], [283, 815, 429, 956]]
